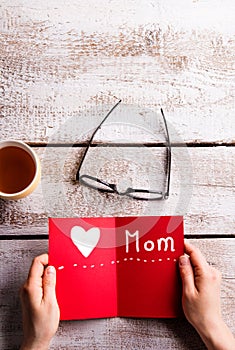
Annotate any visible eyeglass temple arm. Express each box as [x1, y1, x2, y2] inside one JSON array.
[[160, 108, 171, 199], [76, 99, 122, 179]]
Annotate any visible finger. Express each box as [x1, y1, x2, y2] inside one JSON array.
[[23, 254, 49, 305], [184, 241, 209, 271], [42, 265, 57, 303], [179, 255, 195, 295], [28, 254, 49, 283]]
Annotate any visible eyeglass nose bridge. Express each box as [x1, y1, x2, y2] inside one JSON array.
[[107, 183, 131, 196], [104, 182, 135, 197]]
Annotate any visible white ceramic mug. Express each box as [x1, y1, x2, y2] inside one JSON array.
[[0, 140, 41, 200]]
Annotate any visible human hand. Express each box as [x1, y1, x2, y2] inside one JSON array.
[[179, 241, 235, 350], [20, 254, 60, 350]]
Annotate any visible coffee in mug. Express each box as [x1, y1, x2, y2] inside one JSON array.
[[0, 140, 41, 200]]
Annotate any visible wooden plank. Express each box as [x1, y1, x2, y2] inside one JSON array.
[[0, 146, 234, 236], [0, 238, 234, 349], [0, 1, 234, 143]]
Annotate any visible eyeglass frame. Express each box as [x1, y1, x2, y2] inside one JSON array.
[[76, 100, 171, 200]]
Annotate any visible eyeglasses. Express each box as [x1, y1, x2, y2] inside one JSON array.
[[76, 100, 171, 200]]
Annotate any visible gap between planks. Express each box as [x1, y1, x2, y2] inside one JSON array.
[[27, 142, 235, 147], [0, 234, 234, 240]]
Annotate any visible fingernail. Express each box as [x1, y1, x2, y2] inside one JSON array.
[[46, 265, 56, 274], [179, 255, 189, 267]]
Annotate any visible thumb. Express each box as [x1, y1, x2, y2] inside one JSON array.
[[43, 265, 57, 302], [179, 255, 195, 295]]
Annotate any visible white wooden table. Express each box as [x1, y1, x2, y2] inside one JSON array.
[[0, 1, 234, 349]]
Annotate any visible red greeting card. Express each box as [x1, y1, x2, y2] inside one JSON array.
[[49, 216, 184, 320]]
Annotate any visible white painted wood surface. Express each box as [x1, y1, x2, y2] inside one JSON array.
[[0, 1, 234, 143], [0, 1, 234, 349], [0, 147, 234, 236], [0, 239, 234, 350]]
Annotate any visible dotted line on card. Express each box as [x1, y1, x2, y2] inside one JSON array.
[[57, 257, 178, 271]]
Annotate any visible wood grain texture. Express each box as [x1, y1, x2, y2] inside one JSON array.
[[0, 238, 234, 350], [0, 1, 235, 143], [0, 146, 234, 236], [0, 1, 234, 349]]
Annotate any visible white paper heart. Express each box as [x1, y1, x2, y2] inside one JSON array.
[[70, 226, 100, 258]]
